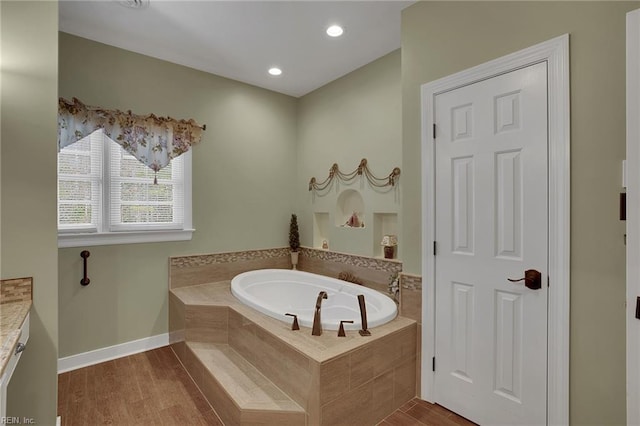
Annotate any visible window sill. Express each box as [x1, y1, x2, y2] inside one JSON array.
[[58, 229, 195, 248]]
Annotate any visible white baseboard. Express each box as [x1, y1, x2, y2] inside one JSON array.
[[57, 333, 170, 373], [56, 416, 61, 426]]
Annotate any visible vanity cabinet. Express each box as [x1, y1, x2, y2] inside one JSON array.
[[0, 314, 30, 418]]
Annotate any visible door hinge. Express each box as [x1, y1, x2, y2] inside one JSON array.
[[432, 357, 436, 372], [433, 123, 436, 139], [433, 241, 437, 256]]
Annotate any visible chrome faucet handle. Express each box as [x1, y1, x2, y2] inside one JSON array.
[[285, 313, 300, 331], [338, 320, 354, 337]]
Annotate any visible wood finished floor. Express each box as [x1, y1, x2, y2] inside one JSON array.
[[379, 399, 476, 426], [58, 346, 476, 426], [58, 346, 222, 425]]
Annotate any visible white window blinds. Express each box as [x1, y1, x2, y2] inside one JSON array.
[[108, 138, 185, 231], [57, 131, 102, 232], [58, 130, 187, 237]]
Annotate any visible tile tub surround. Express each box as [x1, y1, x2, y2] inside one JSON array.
[[399, 273, 422, 324], [298, 247, 402, 295], [399, 273, 422, 398], [170, 248, 291, 289], [170, 281, 417, 425], [170, 246, 403, 295], [0, 277, 32, 377]]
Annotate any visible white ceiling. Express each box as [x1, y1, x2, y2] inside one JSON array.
[[59, 1, 413, 97]]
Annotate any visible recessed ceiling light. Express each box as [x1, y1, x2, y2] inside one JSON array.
[[326, 25, 344, 37], [268, 67, 283, 76]]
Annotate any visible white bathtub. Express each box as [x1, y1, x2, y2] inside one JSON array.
[[231, 269, 397, 331]]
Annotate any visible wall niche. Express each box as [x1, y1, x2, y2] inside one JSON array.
[[308, 159, 401, 258], [335, 189, 365, 227], [311, 186, 399, 258]]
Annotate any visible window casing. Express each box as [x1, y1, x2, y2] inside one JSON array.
[[58, 130, 193, 248]]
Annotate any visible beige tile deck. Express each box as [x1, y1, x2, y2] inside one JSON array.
[[189, 341, 305, 413], [171, 280, 416, 364]]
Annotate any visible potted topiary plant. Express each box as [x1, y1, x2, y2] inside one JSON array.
[[289, 214, 300, 269]]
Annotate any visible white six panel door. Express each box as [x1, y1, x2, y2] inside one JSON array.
[[434, 62, 548, 425]]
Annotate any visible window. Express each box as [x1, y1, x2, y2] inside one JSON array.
[[58, 130, 193, 247]]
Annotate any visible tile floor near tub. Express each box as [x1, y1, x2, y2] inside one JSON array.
[[58, 346, 476, 426]]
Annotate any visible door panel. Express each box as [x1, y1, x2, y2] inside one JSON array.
[[494, 289, 523, 403], [434, 62, 548, 425], [452, 157, 474, 254], [495, 150, 522, 259], [451, 281, 474, 382]]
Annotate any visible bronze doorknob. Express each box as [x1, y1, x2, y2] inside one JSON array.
[[508, 269, 542, 290]]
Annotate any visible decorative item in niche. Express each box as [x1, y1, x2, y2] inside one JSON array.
[[289, 214, 300, 270], [308, 158, 401, 192], [381, 234, 398, 259], [335, 189, 365, 227], [344, 211, 364, 228], [58, 97, 206, 183]]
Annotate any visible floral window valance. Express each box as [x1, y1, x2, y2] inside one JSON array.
[[58, 97, 205, 180]]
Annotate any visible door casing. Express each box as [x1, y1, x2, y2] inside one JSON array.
[[626, 9, 640, 426], [420, 35, 570, 425]]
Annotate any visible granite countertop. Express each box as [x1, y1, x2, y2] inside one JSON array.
[[0, 277, 33, 378], [0, 301, 31, 378]]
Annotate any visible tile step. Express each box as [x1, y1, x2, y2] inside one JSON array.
[[186, 341, 306, 424]]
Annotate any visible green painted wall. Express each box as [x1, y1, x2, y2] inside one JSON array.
[[56, 2, 638, 422], [58, 33, 297, 357], [1, 1, 59, 424], [401, 2, 636, 424], [297, 50, 402, 257]]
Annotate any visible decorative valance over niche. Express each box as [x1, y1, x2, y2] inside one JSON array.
[[58, 97, 205, 181]]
